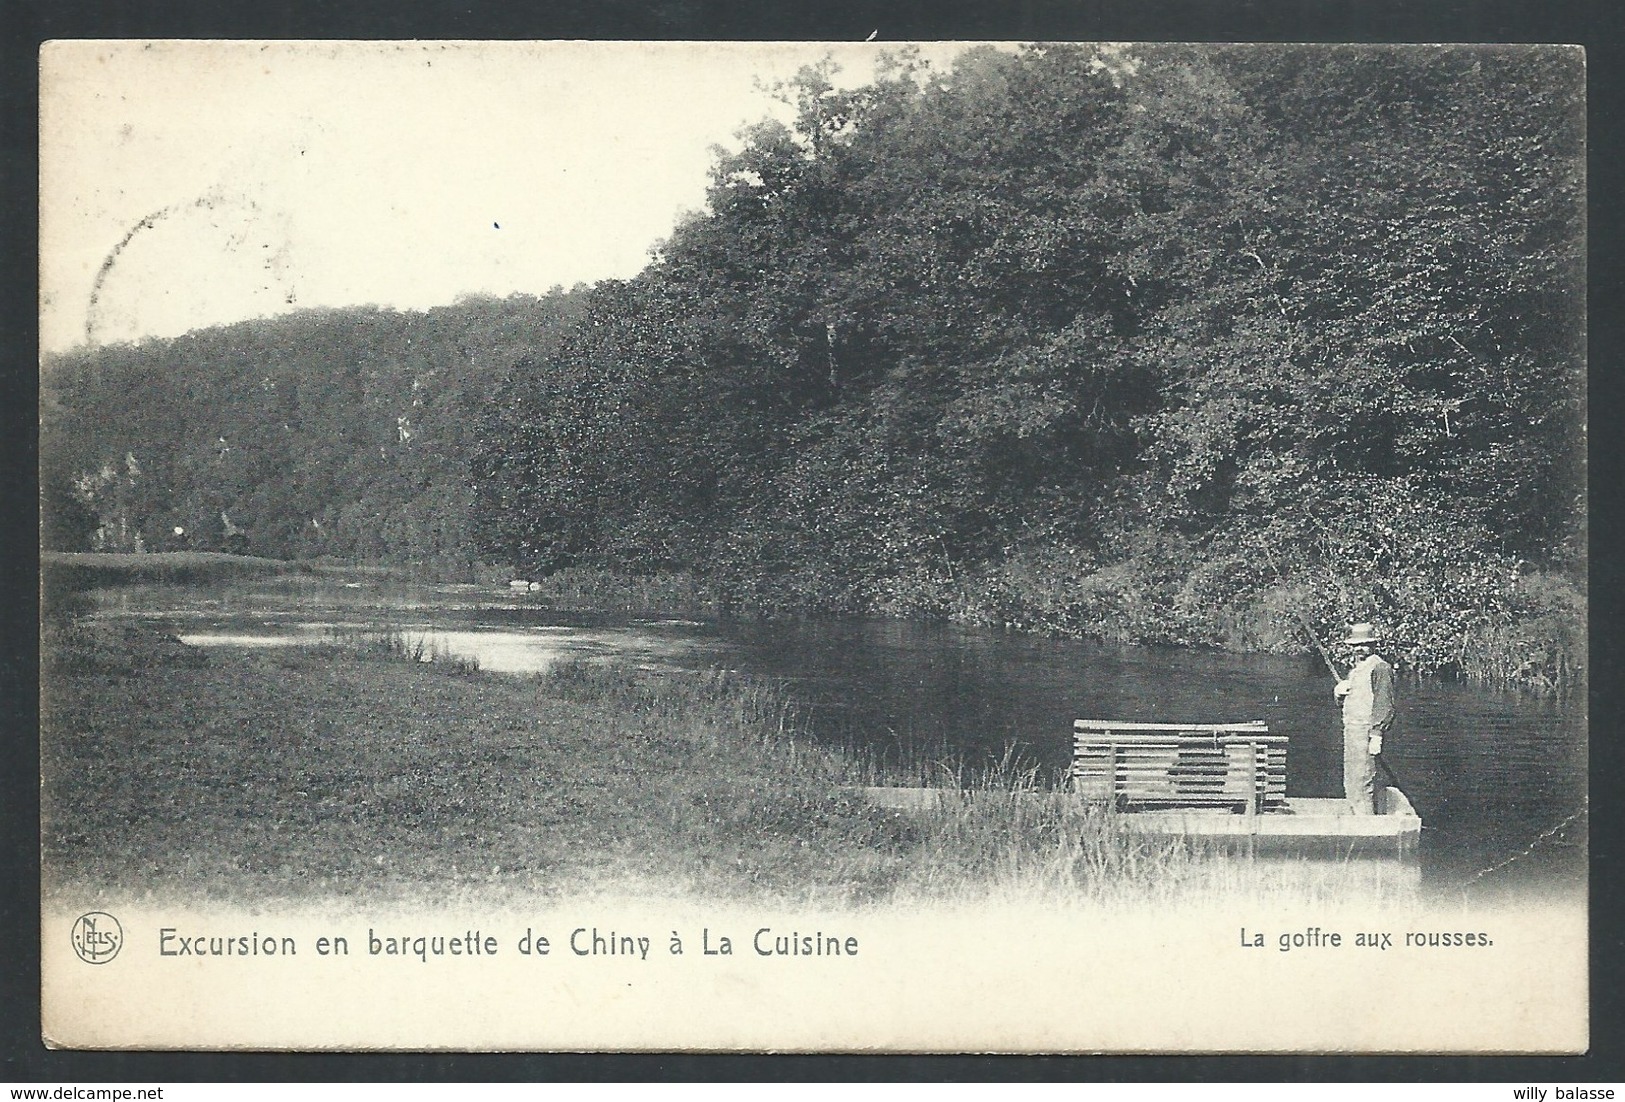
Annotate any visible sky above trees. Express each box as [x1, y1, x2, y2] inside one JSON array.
[[39, 40, 982, 354]]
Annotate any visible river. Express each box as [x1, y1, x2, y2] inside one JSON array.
[[86, 575, 1587, 900]]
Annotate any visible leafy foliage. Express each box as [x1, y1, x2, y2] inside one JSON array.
[[471, 44, 1583, 685], [43, 292, 586, 567]]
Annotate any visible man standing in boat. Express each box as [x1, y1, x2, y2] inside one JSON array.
[[1334, 623, 1396, 815]]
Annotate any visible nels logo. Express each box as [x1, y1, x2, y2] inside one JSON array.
[[71, 911, 123, 964]]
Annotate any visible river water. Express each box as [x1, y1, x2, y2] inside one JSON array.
[[86, 576, 1587, 899]]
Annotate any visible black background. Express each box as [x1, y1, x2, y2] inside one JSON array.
[[5, 0, 1621, 1083]]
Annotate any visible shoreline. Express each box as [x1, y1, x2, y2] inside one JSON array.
[[41, 620, 1452, 913], [44, 550, 1583, 697]]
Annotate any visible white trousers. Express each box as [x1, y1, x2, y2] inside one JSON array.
[[1343, 722, 1385, 815]]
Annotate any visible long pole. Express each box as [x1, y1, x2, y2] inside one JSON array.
[[1289, 603, 1344, 682]]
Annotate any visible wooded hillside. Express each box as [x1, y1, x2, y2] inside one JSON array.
[[43, 44, 1585, 688], [43, 293, 585, 573]]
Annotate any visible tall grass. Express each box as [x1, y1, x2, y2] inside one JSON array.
[[531, 661, 1420, 909], [1448, 572, 1585, 698], [534, 661, 836, 775], [868, 747, 1421, 909], [324, 624, 482, 675]]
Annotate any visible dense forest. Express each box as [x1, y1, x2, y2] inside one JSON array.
[[43, 44, 1585, 689], [42, 292, 585, 572]]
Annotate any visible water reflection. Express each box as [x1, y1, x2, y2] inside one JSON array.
[[178, 623, 728, 674]]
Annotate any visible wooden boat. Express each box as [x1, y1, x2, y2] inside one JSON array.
[[853, 782, 1421, 859], [1114, 787, 1422, 859], [852, 718, 1423, 860], [1073, 719, 1422, 859]]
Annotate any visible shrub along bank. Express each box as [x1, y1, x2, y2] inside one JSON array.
[[512, 557, 1584, 697]]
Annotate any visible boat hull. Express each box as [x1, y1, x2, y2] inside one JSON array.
[[852, 785, 1422, 859], [1117, 788, 1422, 859]]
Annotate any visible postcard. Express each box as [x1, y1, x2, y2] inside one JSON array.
[[38, 39, 1587, 1052]]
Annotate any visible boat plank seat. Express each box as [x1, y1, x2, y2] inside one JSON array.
[[1071, 720, 1287, 813]]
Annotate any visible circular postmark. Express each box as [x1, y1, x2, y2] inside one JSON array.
[[70, 911, 123, 964]]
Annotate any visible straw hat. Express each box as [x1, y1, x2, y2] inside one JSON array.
[[1344, 623, 1383, 646]]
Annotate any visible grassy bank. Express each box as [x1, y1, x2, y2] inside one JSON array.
[[40, 622, 1419, 911], [44, 550, 320, 586], [40, 550, 475, 600], [42, 551, 352, 617]]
